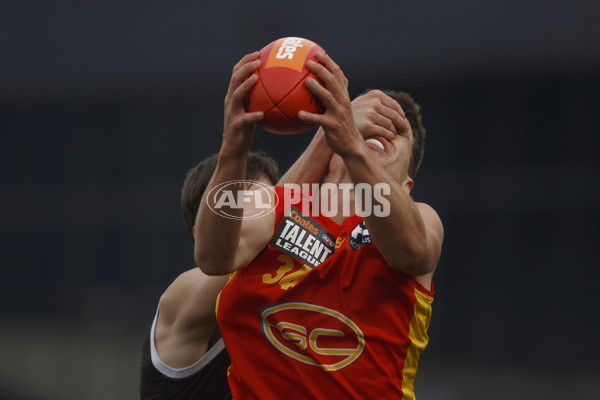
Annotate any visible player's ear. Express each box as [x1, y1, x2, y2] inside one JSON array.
[[192, 224, 196, 240], [404, 177, 414, 193]]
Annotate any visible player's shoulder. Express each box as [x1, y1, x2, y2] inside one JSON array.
[[161, 268, 197, 300], [415, 202, 444, 235], [160, 268, 229, 307], [415, 202, 439, 216], [157, 269, 196, 323]]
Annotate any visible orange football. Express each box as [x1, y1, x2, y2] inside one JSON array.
[[246, 37, 326, 135]]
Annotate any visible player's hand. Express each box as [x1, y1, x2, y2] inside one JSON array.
[[221, 52, 264, 157], [352, 90, 409, 139], [298, 53, 363, 158]]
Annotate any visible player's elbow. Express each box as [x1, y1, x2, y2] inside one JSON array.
[[195, 252, 224, 276], [196, 261, 222, 276], [197, 264, 223, 276], [194, 233, 221, 275], [389, 236, 433, 275], [410, 236, 435, 274]]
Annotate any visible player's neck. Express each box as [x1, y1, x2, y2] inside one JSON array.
[[322, 159, 351, 185]]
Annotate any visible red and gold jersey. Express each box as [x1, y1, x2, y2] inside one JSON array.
[[216, 186, 434, 400]]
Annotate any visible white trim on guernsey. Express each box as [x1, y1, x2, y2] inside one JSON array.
[[149, 306, 226, 379]]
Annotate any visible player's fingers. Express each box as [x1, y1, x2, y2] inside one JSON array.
[[360, 90, 410, 134], [238, 111, 264, 125], [314, 53, 347, 93], [391, 113, 410, 135], [305, 77, 337, 110], [297, 110, 325, 127], [305, 59, 334, 86], [230, 73, 258, 105], [374, 97, 410, 134], [228, 59, 261, 96], [373, 104, 410, 135], [232, 52, 260, 74], [384, 98, 406, 119], [360, 90, 406, 118], [369, 110, 398, 134], [372, 90, 406, 119], [233, 59, 261, 85], [362, 123, 400, 139], [305, 59, 345, 99]]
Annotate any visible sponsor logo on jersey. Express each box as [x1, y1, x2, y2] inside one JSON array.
[[261, 302, 365, 371], [271, 207, 335, 268], [321, 233, 335, 247], [349, 222, 373, 250], [266, 37, 316, 72]]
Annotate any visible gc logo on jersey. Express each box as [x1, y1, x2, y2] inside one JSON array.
[[261, 302, 365, 371]]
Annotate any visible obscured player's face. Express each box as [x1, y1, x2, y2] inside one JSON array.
[[363, 122, 414, 186]]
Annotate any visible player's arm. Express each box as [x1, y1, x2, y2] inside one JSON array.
[[194, 52, 275, 275], [299, 53, 443, 277], [153, 269, 229, 367], [277, 126, 331, 185], [344, 152, 443, 277]]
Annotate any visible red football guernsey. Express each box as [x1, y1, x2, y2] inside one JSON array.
[[216, 186, 434, 399]]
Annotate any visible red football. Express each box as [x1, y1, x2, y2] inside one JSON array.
[[245, 37, 326, 135]]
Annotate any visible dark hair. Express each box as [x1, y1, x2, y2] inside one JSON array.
[[180, 151, 279, 239], [382, 90, 426, 178]]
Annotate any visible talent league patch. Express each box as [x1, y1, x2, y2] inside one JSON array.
[[271, 207, 336, 268]]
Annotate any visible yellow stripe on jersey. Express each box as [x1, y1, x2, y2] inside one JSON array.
[[401, 288, 433, 400], [215, 270, 239, 318]]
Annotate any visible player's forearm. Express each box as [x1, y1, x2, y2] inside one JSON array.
[[194, 152, 247, 275], [342, 149, 431, 275], [277, 127, 332, 186]]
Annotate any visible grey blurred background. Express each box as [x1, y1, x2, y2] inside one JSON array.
[[1, 1, 599, 399]]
